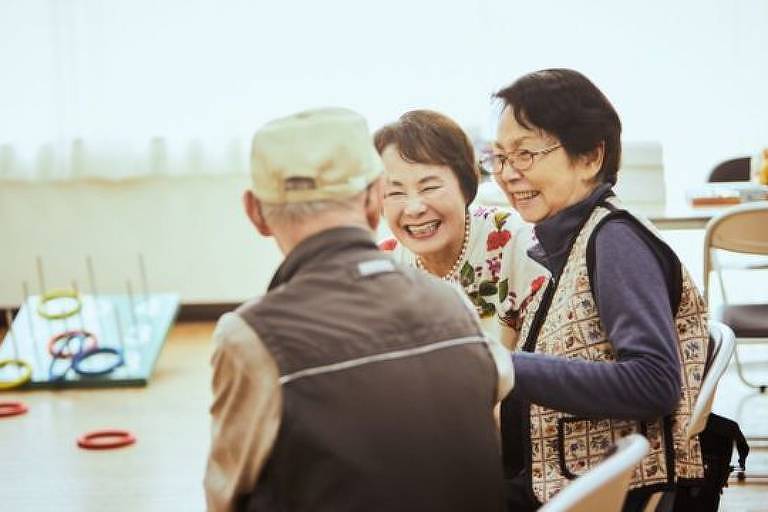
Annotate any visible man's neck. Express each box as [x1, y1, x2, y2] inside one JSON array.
[[274, 213, 372, 256]]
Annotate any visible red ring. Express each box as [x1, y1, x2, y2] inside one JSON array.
[[0, 400, 28, 418], [77, 429, 136, 450], [47, 329, 98, 359]]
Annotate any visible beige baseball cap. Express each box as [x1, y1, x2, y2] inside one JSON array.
[[250, 107, 384, 203]]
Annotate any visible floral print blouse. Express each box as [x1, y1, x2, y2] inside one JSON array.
[[379, 205, 548, 341]]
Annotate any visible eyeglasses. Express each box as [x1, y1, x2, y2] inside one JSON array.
[[480, 143, 562, 175]]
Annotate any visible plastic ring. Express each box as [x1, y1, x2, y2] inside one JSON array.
[[0, 400, 28, 418], [48, 355, 72, 382], [47, 330, 98, 359], [77, 429, 136, 450], [37, 288, 82, 320], [0, 359, 33, 390], [72, 347, 123, 376]]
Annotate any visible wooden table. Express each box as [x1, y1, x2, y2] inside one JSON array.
[[0, 323, 214, 512]]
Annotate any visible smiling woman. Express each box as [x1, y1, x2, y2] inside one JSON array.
[[492, 69, 710, 512], [374, 110, 546, 346]]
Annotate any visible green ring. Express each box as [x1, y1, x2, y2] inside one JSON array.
[[37, 288, 82, 320], [0, 359, 33, 390]]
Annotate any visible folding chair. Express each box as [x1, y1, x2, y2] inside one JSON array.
[[539, 434, 650, 512], [703, 202, 768, 394], [643, 323, 738, 511], [703, 203, 768, 487]]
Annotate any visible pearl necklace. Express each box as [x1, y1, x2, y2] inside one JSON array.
[[415, 210, 470, 281]]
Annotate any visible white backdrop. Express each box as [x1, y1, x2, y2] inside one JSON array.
[[1, 0, 767, 194]]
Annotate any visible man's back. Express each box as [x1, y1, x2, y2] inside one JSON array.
[[226, 227, 504, 512], [206, 107, 506, 512]]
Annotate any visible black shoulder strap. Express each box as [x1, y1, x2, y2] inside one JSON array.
[[585, 202, 683, 316], [520, 190, 614, 353], [521, 281, 557, 353]]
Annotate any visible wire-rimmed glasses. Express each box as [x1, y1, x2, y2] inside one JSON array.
[[480, 143, 562, 175]]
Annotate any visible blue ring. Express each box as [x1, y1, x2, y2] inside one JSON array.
[[72, 347, 124, 376], [48, 356, 72, 382]]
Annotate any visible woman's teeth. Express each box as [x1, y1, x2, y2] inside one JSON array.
[[406, 221, 440, 236], [513, 191, 540, 200]]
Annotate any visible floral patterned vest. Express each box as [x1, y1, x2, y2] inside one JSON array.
[[518, 197, 708, 504]]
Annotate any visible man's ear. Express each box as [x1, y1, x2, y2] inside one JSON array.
[[243, 190, 272, 236], [364, 178, 383, 231], [577, 142, 605, 182]]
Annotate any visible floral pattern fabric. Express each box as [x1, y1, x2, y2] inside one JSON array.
[[518, 197, 707, 503], [379, 205, 547, 341]]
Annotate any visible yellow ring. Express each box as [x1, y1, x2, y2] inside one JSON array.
[[37, 288, 82, 320], [0, 359, 33, 390]]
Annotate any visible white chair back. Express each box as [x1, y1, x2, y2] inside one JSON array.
[[639, 323, 737, 511], [686, 321, 736, 439], [539, 434, 650, 512]]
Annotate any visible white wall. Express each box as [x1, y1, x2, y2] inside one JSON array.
[[3, 172, 761, 309], [0, 170, 698, 309], [0, 175, 283, 306], [2, 0, 768, 191]]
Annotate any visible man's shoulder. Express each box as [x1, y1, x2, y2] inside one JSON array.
[[214, 310, 261, 350], [212, 310, 280, 370], [231, 295, 266, 321]]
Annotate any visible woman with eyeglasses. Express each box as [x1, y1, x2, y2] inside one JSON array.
[[491, 69, 709, 512], [375, 110, 547, 348]]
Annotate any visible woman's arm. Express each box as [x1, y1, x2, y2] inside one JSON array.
[[509, 219, 681, 420]]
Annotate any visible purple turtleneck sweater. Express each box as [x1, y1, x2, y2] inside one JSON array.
[[509, 184, 682, 420]]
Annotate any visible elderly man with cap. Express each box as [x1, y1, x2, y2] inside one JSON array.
[[203, 108, 513, 512]]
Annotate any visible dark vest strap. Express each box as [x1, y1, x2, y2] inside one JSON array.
[[521, 192, 615, 352], [586, 203, 683, 316]]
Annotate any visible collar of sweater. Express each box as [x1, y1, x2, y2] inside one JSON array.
[[527, 183, 614, 279]]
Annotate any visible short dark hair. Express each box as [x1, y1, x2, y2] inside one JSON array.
[[493, 69, 622, 185], [373, 110, 479, 205]]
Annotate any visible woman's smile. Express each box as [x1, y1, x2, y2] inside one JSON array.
[[380, 145, 467, 272], [510, 190, 541, 211], [404, 220, 441, 238]]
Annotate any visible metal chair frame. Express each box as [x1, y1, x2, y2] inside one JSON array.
[[703, 202, 768, 394]]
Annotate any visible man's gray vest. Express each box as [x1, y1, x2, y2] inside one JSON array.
[[238, 227, 504, 512]]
